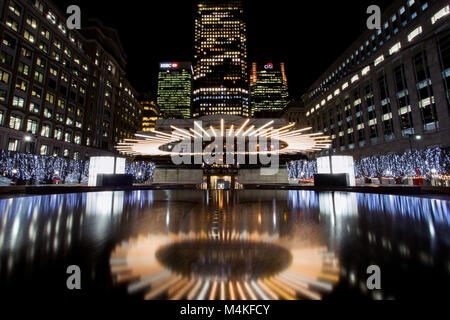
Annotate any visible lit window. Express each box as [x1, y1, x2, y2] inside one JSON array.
[[13, 96, 25, 107], [6, 18, 19, 31], [408, 26, 423, 42], [9, 115, 22, 130], [54, 128, 63, 140], [9, 1, 21, 16], [389, 42, 402, 55], [41, 124, 51, 137], [24, 30, 35, 43], [374, 55, 384, 66], [26, 16, 37, 29], [40, 145, 48, 156], [29, 102, 39, 113], [431, 6, 449, 24], [362, 66, 371, 75], [8, 139, 19, 151], [26, 119, 38, 134], [46, 11, 56, 24]]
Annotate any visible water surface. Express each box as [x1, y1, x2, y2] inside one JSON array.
[[0, 190, 448, 300]]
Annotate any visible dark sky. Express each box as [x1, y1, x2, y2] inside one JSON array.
[[56, 0, 394, 99]]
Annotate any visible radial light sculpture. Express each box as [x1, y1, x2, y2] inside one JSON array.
[[116, 119, 331, 157]]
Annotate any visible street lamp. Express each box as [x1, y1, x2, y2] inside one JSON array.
[[407, 134, 422, 153], [23, 134, 36, 154]]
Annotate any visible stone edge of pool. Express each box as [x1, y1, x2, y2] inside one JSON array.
[[0, 184, 448, 200]]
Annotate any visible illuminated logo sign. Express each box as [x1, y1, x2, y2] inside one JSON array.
[[264, 63, 274, 70], [160, 63, 179, 69]]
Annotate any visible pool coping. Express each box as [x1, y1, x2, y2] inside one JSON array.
[[0, 184, 448, 200]]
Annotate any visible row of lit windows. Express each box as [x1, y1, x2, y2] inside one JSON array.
[[5, 137, 84, 159], [1, 113, 82, 143], [308, 6, 449, 114], [8, 0, 85, 52], [309, 1, 446, 100]]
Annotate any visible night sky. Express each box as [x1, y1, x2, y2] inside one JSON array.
[[56, 0, 394, 99]]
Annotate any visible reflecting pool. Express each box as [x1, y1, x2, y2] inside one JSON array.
[[0, 190, 448, 300]]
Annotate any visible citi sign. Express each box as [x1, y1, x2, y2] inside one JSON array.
[[160, 63, 179, 69]]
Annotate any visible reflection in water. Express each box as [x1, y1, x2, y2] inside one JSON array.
[[0, 190, 449, 300], [317, 191, 449, 300], [156, 241, 293, 279], [110, 190, 340, 300]]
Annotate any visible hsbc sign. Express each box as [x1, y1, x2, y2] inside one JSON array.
[[160, 63, 179, 69]]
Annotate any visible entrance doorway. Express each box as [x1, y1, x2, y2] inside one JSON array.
[[210, 176, 231, 190]]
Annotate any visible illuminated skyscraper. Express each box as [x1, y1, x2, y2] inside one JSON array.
[[193, 0, 249, 117], [140, 96, 161, 132], [250, 62, 289, 117], [157, 62, 193, 119]]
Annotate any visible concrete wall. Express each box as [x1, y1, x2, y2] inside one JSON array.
[[153, 168, 203, 184], [239, 168, 289, 184]]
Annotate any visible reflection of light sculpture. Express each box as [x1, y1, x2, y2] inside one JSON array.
[[110, 226, 340, 300], [156, 240, 293, 280]]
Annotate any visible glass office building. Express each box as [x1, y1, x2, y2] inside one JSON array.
[[141, 97, 160, 132], [157, 62, 192, 119], [250, 62, 289, 117]]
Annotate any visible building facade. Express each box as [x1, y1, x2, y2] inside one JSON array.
[[157, 62, 192, 119], [303, 0, 450, 159], [141, 95, 160, 132], [0, 0, 142, 160], [192, 0, 249, 118], [250, 62, 289, 117], [282, 100, 309, 129]]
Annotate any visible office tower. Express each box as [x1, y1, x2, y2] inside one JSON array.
[[0, 0, 142, 160], [250, 62, 289, 117], [157, 62, 192, 119], [141, 96, 161, 132], [193, 0, 249, 117], [303, 0, 450, 159]]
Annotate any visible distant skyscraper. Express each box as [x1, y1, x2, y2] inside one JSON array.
[[193, 0, 249, 117], [250, 62, 289, 117], [157, 62, 192, 119], [140, 95, 161, 132]]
